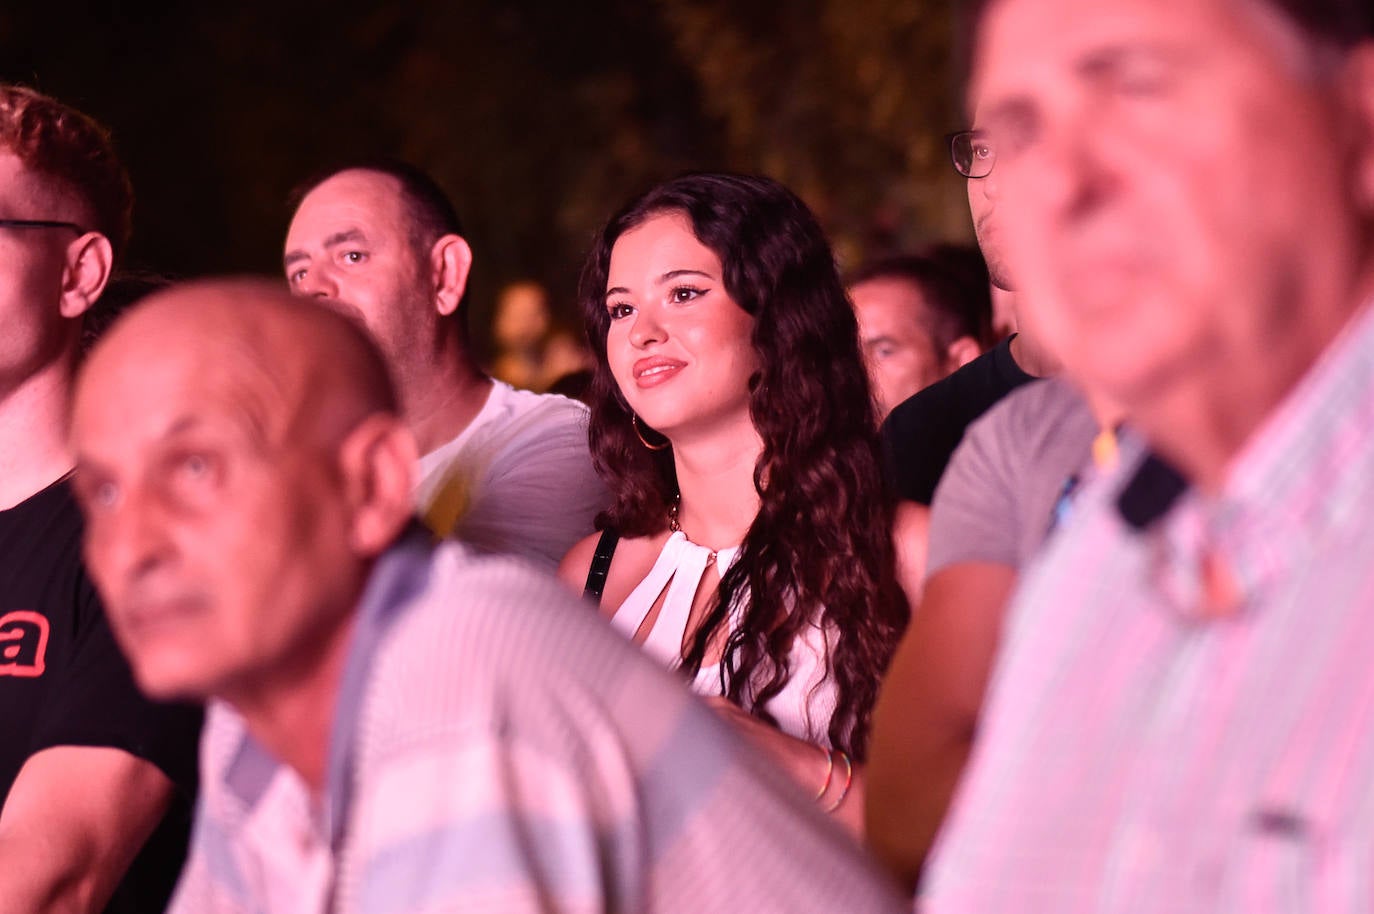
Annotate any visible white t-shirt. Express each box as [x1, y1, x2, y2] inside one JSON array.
[[414, 381, 608, 570]]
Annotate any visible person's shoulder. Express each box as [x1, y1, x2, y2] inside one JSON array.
[[973, 377, 1095, 453], [469, 382, 590, 455], [0, 476, 84, 542], [886, 343, 1008, 431], [885, 366, 963, 430], [401, 542, 595, 647], [368, 541, 687, 735], [489, 381, 589, 425], [997, 375, 1087, 414], [557, 529, 606, 592], [966, 376, 1053, 433]]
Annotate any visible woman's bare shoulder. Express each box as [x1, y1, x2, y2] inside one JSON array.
[[558, 529, 669, 611]]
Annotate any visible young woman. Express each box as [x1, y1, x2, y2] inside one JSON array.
[[559, 173, 923, 832]]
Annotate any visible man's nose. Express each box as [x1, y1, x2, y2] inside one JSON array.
[[294, 266, 337, 300], [94, 488, 175, 588], [1029, 112, 1123, 224]]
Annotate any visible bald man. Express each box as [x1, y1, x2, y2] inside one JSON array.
[[70, 279, 903, 914]]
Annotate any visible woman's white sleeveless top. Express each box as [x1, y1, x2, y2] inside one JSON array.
[[609, 531, 840, 747]]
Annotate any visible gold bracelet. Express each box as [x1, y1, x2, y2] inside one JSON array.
[[813, 746, 836, 801], [822, 750, 853, 813]]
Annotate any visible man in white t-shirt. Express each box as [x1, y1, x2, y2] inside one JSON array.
[[283, 159, 607, 568]]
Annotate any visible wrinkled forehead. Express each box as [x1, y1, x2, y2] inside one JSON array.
[[968, 0, 1276, 115], [77, 315, 298, 453]]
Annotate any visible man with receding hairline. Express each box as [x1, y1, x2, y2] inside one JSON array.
[[71, 278, 904, 914], [918, 0, 1374, 909], [284, 160, 607, 568]]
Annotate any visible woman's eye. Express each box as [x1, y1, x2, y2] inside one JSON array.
[[607, 302, 635, 320], [670, 286, 703, 304]]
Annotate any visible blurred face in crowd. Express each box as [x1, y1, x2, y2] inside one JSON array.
[[851, 276, 952, 417], [284, 170, 435, 378], [603, 211, 759, 442], [970, 0, 1373, 424], [71, 284, 407, 704], [494, 281, 552, 350]]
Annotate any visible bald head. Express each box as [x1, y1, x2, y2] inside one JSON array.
[[71, 277, 418, 705], [80, 278, 397, 450]]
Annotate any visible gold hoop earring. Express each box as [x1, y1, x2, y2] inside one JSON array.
[[632, 414, 670, 451]]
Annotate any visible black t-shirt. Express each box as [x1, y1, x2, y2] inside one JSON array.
[[881, 335, 1036, 505], [0, 478, 202, 914]]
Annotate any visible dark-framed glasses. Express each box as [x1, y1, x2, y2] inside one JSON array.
[[0, 219, 85, 233], [948, 131, 996, 179]]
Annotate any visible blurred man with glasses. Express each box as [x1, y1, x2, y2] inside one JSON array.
[[914, 0, 1374, 909], [0, 85, 200, 913]]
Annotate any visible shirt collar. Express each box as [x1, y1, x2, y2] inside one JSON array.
[[1116, 451, 1189, 531], [1114, 301, 1374, 617]]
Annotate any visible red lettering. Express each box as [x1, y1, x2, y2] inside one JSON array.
[[0, 611, 48, 677]]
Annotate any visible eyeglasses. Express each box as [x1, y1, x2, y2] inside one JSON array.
[[948, 131, 996, 179], [0, 219, 84, 233]]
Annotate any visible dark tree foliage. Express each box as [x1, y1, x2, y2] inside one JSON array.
[[0, 0, 968, 351]]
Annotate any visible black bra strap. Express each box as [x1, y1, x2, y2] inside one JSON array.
[[582, 528, 621, 604]]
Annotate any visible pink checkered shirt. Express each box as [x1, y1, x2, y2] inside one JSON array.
[[924, 302, 1374, 913]]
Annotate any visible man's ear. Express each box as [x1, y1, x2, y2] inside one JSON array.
[[430, 234, 473, 318], [944, 335, 984, 371], [58, 232, 114, 319], [337, 414, 419, 556]]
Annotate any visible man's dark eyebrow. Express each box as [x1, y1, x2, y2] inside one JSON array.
[[284, 228, 368, 271], [323, 228, 367, 249], [160, 415, 205, 440], [977, 97, 1036, 133], [72, 414, 206, 486], [1076, 43, 1191, 79], [164, 405, 273, 454]]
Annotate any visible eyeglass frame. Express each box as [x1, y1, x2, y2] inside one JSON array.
[[0, 219, 86, 233], [947, 130, 996, 179]]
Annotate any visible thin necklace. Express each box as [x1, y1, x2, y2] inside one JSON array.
[[667, 496, 719, 567]]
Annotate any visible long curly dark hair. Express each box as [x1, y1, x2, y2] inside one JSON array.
[[578, 172, 909, 759]]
